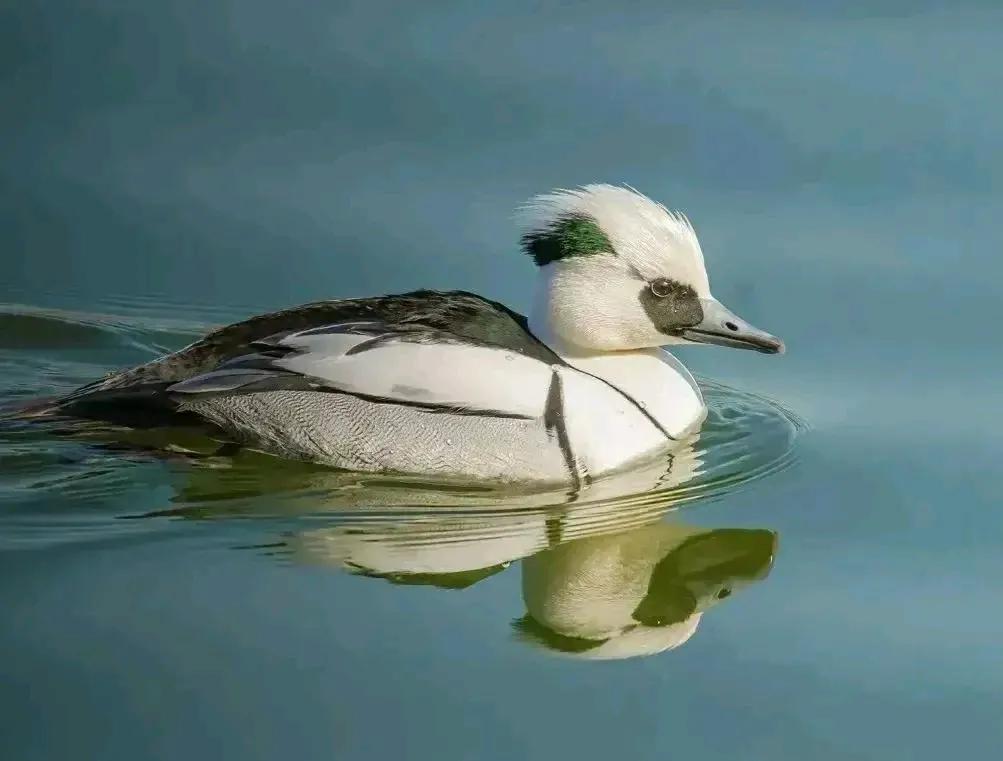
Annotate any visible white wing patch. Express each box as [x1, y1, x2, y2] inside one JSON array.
[[280, 332, 551, 417], [171, 326, 555, 420]]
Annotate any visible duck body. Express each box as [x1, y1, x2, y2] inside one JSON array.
[[44, 184, 782, 484], [53, 290, 703, 484]]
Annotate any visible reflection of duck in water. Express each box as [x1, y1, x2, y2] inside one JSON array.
[[291, 511, 775, 661], [516, 524, 775, 660], [283, 436, 706, 582], [277, 437, 775, 660]]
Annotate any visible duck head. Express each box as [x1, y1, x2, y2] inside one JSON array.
[[522, 184, 784, 354]]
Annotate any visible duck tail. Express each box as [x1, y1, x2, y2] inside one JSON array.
[[0, 396, 64, 422]]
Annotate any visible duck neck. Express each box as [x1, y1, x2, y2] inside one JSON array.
[[527, 312, 706, 439]]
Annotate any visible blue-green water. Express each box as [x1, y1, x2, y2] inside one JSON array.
[[3, 2, 1003, 759]]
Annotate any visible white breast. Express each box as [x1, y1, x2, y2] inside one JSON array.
[[555, 349, 706, 475]]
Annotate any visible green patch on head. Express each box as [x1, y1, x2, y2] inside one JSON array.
[[522, 214, 614, 266]]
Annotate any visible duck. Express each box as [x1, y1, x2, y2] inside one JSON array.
[[43, 184, 783, 485]]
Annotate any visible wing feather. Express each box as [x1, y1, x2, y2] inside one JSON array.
[[169, 324, 554, 420]]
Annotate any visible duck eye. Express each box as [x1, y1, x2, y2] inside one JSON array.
[[649, 278, 674, 298]]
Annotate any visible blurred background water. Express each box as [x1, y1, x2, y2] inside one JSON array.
[[2, 2, 1002, 759]]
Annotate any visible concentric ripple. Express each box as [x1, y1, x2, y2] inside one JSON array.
[[0, 302, 804, 554]]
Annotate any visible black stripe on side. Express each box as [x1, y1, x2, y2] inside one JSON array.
[[173, 371, 536, 421], [544, 369, 589, 489], [314, 385, 537, 420], [570, 369, 677, 442]]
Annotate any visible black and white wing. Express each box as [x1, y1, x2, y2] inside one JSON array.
[[55, 291, 564, 423], [168, 320, 556, 420]]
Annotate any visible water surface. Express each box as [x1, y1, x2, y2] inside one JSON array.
[[3, 2, 1003, 760]]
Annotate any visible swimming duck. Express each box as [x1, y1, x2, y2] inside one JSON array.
[[47, 184, 782, 484]]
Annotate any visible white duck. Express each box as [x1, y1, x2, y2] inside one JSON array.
[[47, 184, 783, 484]]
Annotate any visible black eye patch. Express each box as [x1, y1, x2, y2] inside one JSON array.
[[639, 279, 703, 335]]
